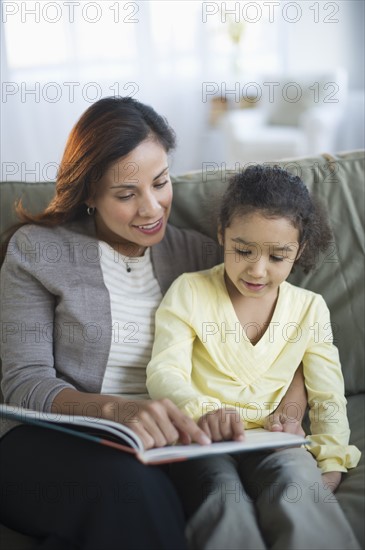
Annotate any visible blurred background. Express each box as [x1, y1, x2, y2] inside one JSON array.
[[1, 0, 364, 179]]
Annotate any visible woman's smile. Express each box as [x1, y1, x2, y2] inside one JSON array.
[[132, 218, 164, 234]]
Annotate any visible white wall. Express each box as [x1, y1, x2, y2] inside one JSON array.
[[282, 0, 364, 151]]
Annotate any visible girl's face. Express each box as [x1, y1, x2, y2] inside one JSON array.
[[220, 212, 301, 301], [89, 139, 173, 255]]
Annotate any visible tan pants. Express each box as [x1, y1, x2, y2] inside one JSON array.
[[170, 448, 361, 550]]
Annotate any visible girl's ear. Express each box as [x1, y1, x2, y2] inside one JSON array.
[[217, 224, 224, 246], [296, 242, 306, 260]]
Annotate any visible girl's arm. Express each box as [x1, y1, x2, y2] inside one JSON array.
[[147, 276, 224, 421], [147, 274, 245, 441], [264, 363, 307, 435], [198, 364, 307, 442], [302, 296, 361, 477], [322, 471, 342, 492]]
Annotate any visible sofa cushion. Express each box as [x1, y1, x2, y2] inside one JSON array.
[[0, 181, 56, 235], [335, 394, 365, 545]]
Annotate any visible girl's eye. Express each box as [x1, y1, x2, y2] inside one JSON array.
[[236, 249, 251, 256], [270, 256, 284, 262]]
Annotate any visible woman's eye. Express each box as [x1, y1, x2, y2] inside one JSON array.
[[154, 180, 168, 189], [117, 194, 134, 201]]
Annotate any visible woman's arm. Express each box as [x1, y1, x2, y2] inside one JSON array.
[[1, 229, 77, 410], [2, 229, 210, 450], [264, 363, 307, 435]]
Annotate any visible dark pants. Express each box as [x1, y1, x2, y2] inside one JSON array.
[[0, 426, 187, 550]]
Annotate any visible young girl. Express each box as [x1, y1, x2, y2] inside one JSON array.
[[147, 164, 361, 549]]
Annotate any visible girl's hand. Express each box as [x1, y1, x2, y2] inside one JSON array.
[[322, 471, 342, 493], [264, 411, 305, 436], [198, 408, 245, 442], [103, 398, 211, 450], [265, 364, 307, 436]]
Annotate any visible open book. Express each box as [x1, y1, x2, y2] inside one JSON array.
[[0, 404, 307, 465]]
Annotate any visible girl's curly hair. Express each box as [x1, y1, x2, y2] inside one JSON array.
[[219, 164, 333, 273]]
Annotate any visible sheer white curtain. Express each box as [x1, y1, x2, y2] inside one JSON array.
[[1, 0, 286, 179], [1, 1, 363, 180]]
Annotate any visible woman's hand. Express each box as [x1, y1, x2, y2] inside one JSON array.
[[103, 397, 211, 450], [322, 471, 342, 493], [198, 407, 245, 442], [52, 389, 211, 451], [264, 410, 305, 436]]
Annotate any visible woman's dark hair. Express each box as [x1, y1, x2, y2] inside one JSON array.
[[1, 96, 176, 259], [219, 164, 333, 273]]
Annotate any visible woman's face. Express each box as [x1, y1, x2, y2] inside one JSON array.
[[90, 139, 173, 255]]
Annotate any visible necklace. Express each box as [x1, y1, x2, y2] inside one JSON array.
[[125, 249, 145, 272]]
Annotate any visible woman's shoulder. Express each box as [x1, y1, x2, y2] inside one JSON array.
[[4, 218, 98, 272], [9, 217, 96, 245]]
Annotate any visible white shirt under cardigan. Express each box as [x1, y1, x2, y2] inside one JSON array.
[[99, 241, 162, 399]]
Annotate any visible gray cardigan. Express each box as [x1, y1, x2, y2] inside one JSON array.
[[0, 218, 221, 436]]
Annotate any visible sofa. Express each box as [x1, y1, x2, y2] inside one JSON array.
[[0, 150, 364, 549]]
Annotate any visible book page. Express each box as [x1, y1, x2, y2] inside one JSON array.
[[0, 404, 144, 451], [0, 405, 307, 466], [142, 429, 307, 464]]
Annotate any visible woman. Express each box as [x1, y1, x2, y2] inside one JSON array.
[[0, 97, 306, 550]]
